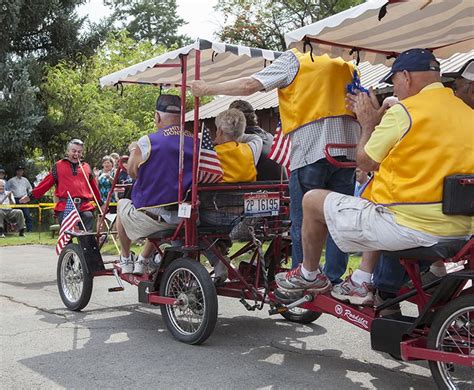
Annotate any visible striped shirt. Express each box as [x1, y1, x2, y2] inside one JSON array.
[[252, 50, 361, 171]]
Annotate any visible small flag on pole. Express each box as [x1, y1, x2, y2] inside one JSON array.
[[56, 196, 81, 255], [268, 122, 291, 169], [198, 127, 223, 183]]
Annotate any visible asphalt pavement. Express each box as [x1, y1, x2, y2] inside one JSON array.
[[0, 245, 436, 389]]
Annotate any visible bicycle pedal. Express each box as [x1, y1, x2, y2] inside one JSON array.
[[108, 286, 124, 292]]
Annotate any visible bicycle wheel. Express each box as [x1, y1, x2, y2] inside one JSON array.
[[57, 243, 93, 311], [159, 257, 218, 345], [428, 294, 474, 390]]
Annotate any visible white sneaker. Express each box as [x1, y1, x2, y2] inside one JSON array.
[[133, 258, 148, 275], [149, 253, 162, 272], [120, 254, 135, 274]]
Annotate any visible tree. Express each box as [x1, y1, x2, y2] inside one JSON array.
[[0, 59, 43, 171], [215, 0, 364, 51], [39, 31, 195, 167], [104, 0, 191, 47], [0, 0, 109, 65]]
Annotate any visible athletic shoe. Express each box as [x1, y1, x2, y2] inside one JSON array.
[[120, 254, 135, 274], [374, 291, 401, 317], [0, 234, 5, 238], [19, 229, 25, 237], [404, 270, 443, 289], [331, 275, 374, 305], [133, 258, 148, 275], [275, 265, 331, 294]]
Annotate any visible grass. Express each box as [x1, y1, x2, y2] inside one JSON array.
[[0, 232, 361, 276], [0, 232, 134, 256]]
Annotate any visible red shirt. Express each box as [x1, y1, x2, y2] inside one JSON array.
[[32, 159, 102, 212]]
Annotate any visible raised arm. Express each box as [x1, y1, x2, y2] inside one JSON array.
[[190, 77, 264, 97]]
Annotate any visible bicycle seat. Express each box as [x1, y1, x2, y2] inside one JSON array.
[[381, 240, 467, 261]]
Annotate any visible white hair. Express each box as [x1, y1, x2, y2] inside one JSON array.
[[0, 179, 5, 187], [67, 139, 84, 150], [215, 108, 246, 140]]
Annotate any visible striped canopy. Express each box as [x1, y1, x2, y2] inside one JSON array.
[[99, 39, 281, 88], [285, 0, 474, 65]]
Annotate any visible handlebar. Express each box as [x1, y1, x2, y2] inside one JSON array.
[[324, 144, 357, 168]]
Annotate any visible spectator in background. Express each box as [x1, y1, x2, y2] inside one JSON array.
[[116, 160, 133, 200], [444, 59, 474, 108], [97, 155, 116, 204], [110, 152, 120, 167], [228, 100, 283, 181], [0, 179, 26, 237], [0, 168, 10, 191], [8, 166, 33, 232]]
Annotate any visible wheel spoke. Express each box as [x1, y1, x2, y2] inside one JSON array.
[[434, 305, 474, 389], [165, 266, 206, 337], [61, 251, 84, 303]]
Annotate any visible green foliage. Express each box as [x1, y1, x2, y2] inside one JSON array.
[[0, 58, 43, 171], [215, 0, 364, 51], [104, 0, 191, 47], [0, 0, 109, 65], [40, 31, 193, 168]]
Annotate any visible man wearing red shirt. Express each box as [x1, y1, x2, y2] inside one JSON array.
[[20, 139, 102, 231]]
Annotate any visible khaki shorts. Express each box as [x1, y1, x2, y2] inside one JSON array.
[[117, 199, 176, 241], [323, 193, 439, 253]]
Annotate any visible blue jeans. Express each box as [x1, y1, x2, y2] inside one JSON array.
[[14, 198, 33, 231], [373, 255, 431, 294], [290, 158, 355, 284]]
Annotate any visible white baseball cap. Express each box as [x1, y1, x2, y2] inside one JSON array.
[[461, 61, 474, 81]]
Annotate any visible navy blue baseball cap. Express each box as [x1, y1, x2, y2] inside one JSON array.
[[380, 48, 440, 84], [155, 94, 181, 114]]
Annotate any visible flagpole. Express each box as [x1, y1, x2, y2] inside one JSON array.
[[78, 162, 120, 255]]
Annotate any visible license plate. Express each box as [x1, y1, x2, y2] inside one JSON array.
[[243, 192, 280, 217]]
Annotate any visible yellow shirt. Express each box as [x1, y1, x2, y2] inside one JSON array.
[[363, 83, 474, 237], [277, 50, 356, 135], [215, 142, 257, 183]]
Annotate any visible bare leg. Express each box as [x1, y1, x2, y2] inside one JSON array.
[[358, 251, 381, 273], [301, 189, 332, 272], [140, 239, 156, 258], [116, 212, 131, 257]]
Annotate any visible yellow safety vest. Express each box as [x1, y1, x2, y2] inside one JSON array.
[[363, 87, 474, 205], [278, 49, 356, 135], [215, 142, 257, 183]]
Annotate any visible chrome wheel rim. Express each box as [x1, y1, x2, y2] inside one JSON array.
[[60, 251, 84, 303], [434, 306, 474, 389], [164, 268, 205, 336]]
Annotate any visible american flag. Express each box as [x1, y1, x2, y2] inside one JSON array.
[[198, 127, 223, 183], [56, 196, 81, 255], [268, 122, 291, 169]]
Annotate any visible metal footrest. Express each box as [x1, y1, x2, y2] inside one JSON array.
[[108, 269, 125, 292]]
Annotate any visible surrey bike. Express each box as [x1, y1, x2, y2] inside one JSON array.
[[54, 39, 472, 389]]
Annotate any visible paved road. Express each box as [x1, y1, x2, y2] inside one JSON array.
[[0, 245, 436, 389]]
